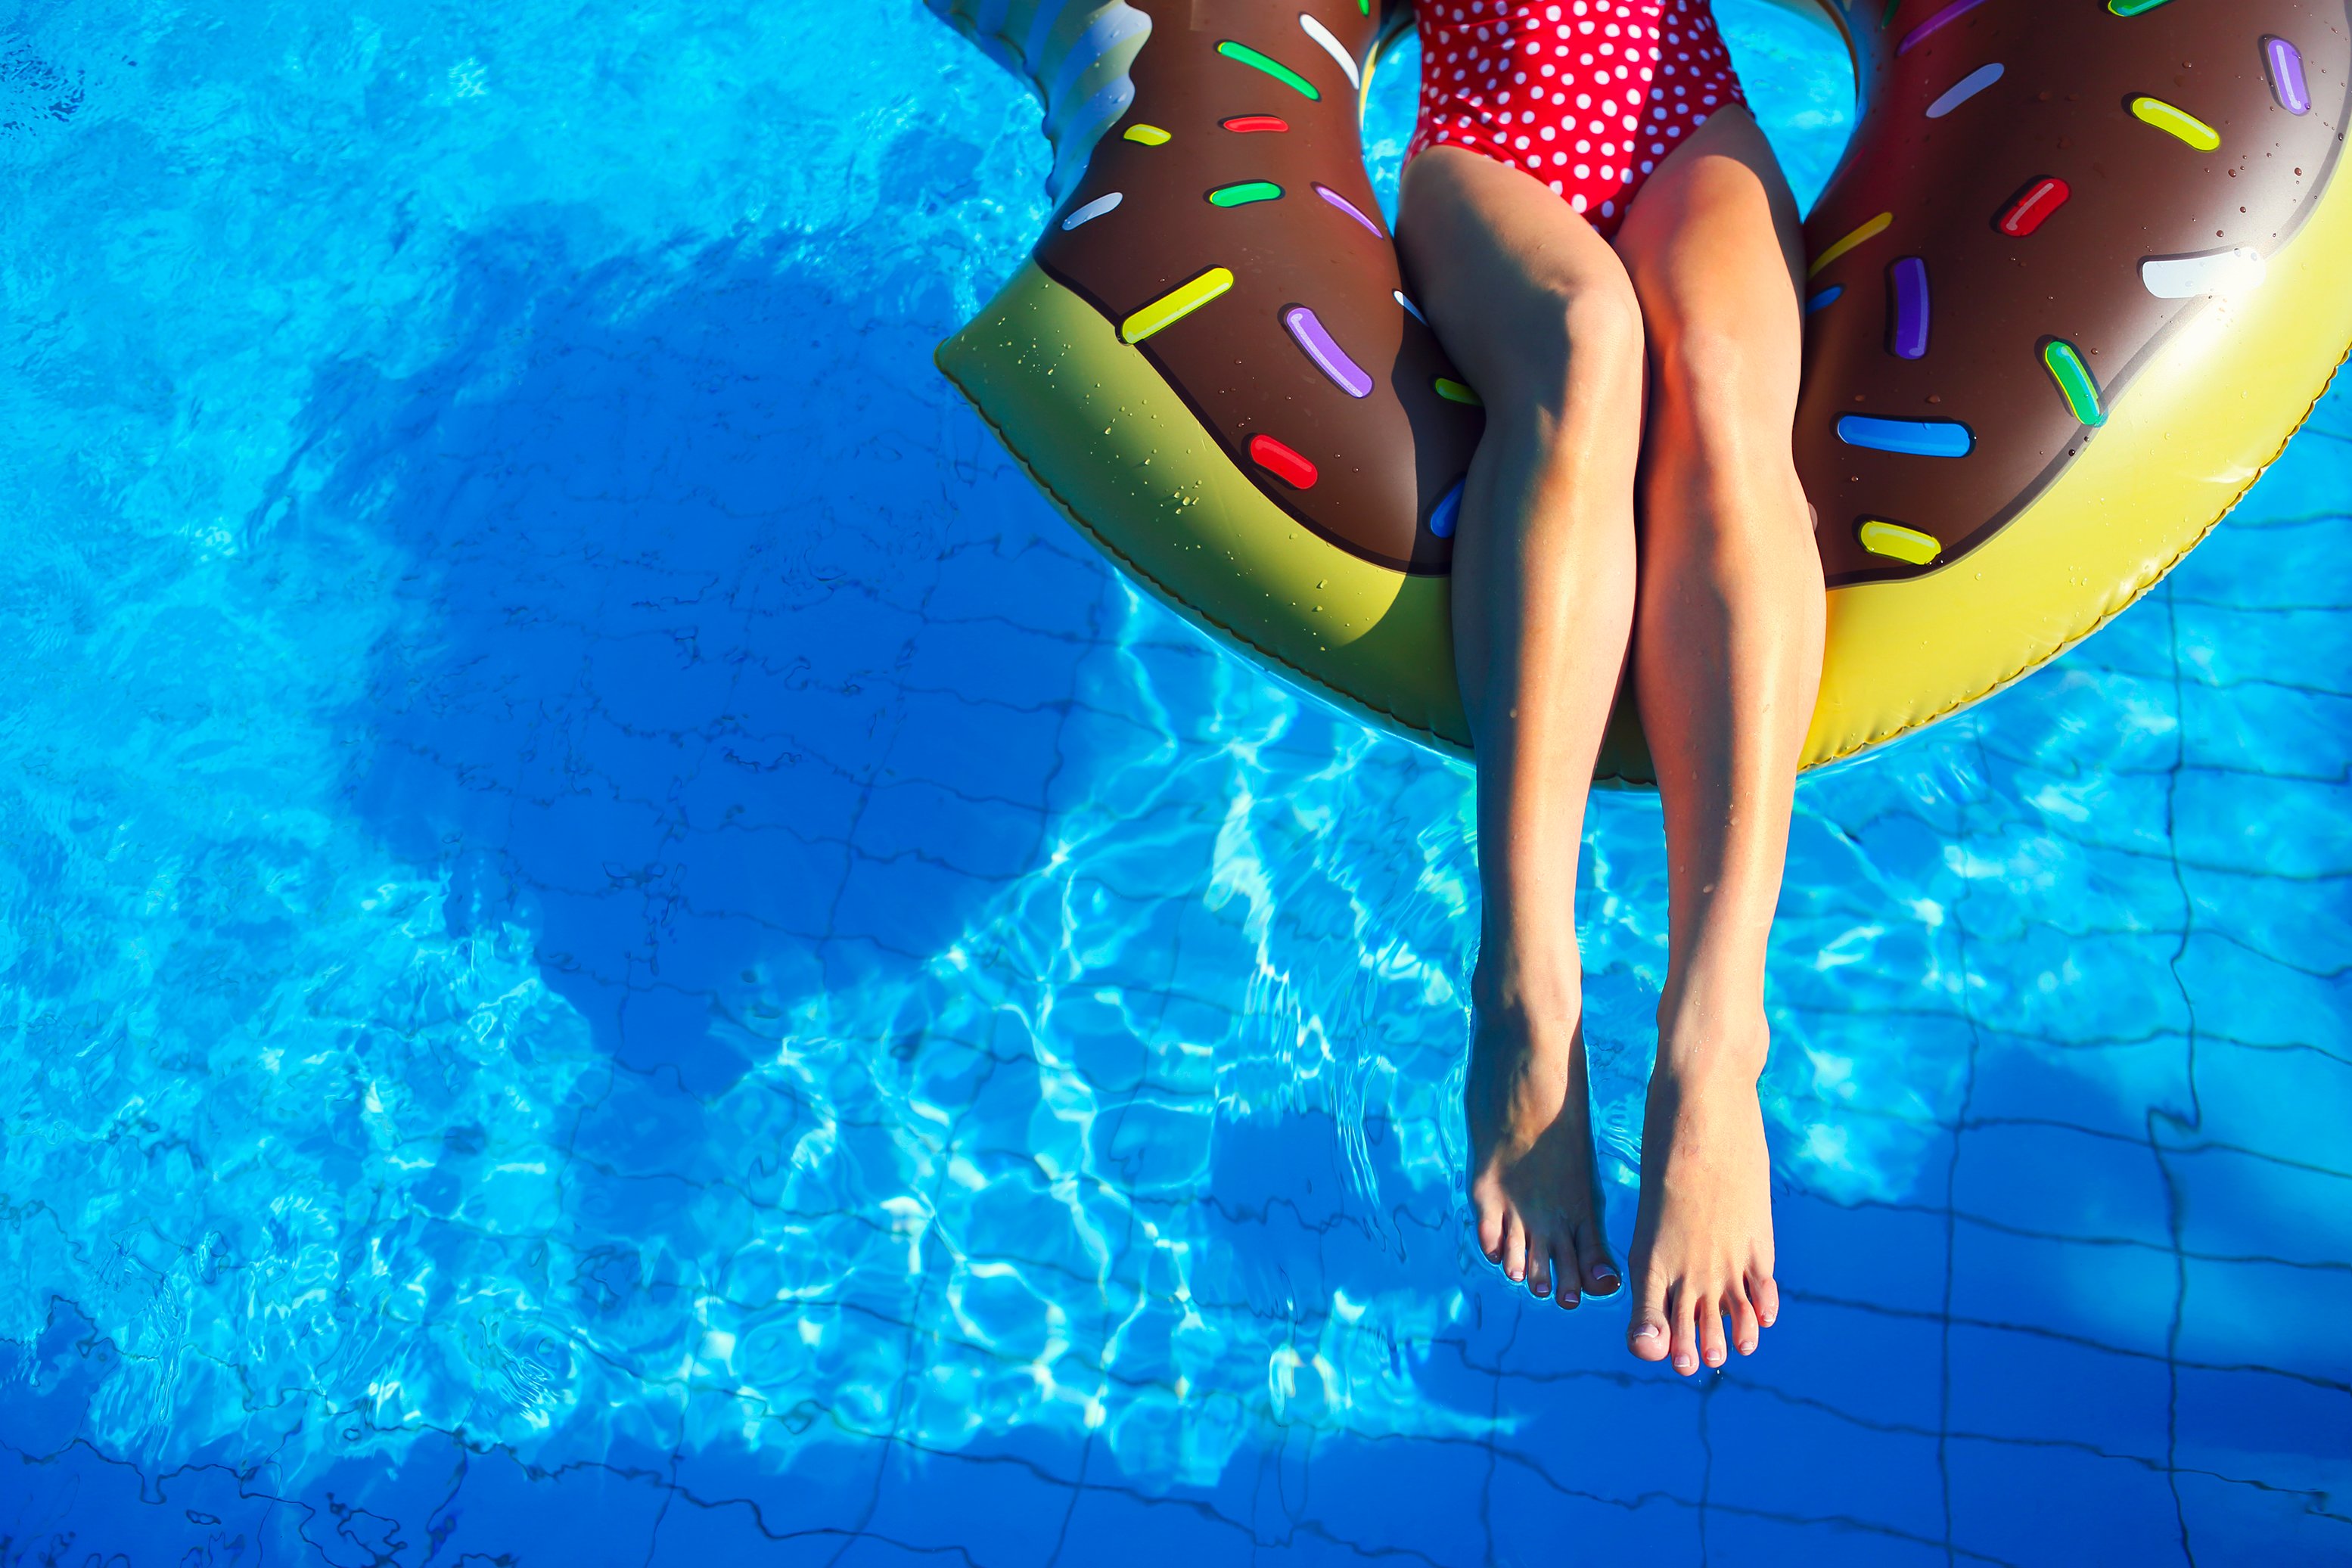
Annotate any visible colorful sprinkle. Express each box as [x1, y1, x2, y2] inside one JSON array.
[[1809, 211, 1894, 278], [1218, 40, 1321, 101], [2043, 340, 2106, 427], [1806, 285, 1844, 314], [1430, 479, 1465, 539], [2265, 37, 2312, 116], [1434, 377, 1482, 405], [2141, 247, 2267, 299], [1897, 0, 1990, 57], [1124, 123, 1171, 145], [1060, 191, 1123, 231], [1926, 61, 2004, 119], [1222, 114, 1291, 133], [1314, 183, 1385, 237], [1250, 433, 1319, 489], [1207, 180, 1284, 206], [2131, 96, 2220, 151], [1836, 415, 1975, 458], [1887, 257, 1930, 360], [1996, 177, 2071, 236], [1120, 266, 1235, 343], [1297, 12, 1359, 91], [1858, 520, 1943, 565], [1394, 290, 1428, 325], [1284, 306, 1374, 399], [2106, 0, 2176, 14]]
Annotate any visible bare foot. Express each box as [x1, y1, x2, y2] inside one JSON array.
[[1623, 1002, 1780, 1373], [1465, 964, 1621, 1307]]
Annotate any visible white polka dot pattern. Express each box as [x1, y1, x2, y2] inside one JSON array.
[[1406, 0, 1745, 238]]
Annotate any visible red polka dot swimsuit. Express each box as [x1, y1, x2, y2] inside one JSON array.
[[1409, 0, 1748, 239]]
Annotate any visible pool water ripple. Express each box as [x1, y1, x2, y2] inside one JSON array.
[[0, 1, 2344, 1562]]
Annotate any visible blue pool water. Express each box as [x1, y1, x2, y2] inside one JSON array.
[[0, 2, 2345, 1562]]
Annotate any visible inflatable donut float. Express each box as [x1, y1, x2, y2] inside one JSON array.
[[931, 0, 2352, 781]]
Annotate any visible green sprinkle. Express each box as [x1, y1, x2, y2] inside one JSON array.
[[1207, 180, 1284, 206], [2106, 0, 2176, 14], [1358, 0, 1370, 11], [1881, 0, 1901, 23], [1217, 39, 1321, 101], [1433, 377, 1482, 405], [2043, 340, 2105, 427]]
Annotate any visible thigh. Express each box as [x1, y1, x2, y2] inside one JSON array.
[[1397, 145, 1645, 412], [1611, 105, 1806, 427]]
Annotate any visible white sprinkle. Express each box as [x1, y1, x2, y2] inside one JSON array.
[[1298, 11, 1360, 91], [1060, 191, 1124, 230]]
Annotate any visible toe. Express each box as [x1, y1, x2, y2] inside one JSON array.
[[1750, 1268, 1780, 1330], [1525, 1234, 1553, 1299], [1627, 1256, 1670, 1361], [1669, 1290, 1700, 1376], [1698, 1294, 1729, 1370], [1474, 1188, 1505, 1263], [1549, 1231, 1582, 1310], [1729, 1285, 1761, 1356], [1499, 1211, 1527, 1283], [1571, 1215, 1620, 1299]]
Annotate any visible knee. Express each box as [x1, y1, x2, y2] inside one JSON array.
[[1648, 315, 1794, 448], [1505, 271, 1646, 414]]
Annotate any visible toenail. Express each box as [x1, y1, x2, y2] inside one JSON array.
[[1595, 1274, 1620, 1294], [1634, 1324, 1662, 1342]]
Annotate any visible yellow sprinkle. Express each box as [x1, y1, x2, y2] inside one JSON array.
[[1120, 267, 1235, 343], [1123, 123, 1171, 145], [1807, 211, 1894, 278], [1858, 519, 1942, 565], [1434, 377, 1482, 405], [2130, 96, 2220, 151]]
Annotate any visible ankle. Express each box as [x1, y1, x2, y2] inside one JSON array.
[[1472, 947, 1583, 1024], [1653, 977, 1769, 1082]]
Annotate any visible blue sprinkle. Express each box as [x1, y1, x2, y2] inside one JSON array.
[[1837, 415, 1974, 458], [1430, 478, 1465, 538], [1807, 285, 1844, 314]]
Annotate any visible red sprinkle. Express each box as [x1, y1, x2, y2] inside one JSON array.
[[1249, 433, 1318, 489], [1997, 177, 2071, 237], [1222, 114, 1290, 133]]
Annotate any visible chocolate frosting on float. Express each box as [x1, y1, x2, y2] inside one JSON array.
[[1803, 0, 2351, 587], [967, 0, 2350, 589], [1039, 1, 1478, 575]]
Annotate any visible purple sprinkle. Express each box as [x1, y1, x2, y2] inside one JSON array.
[[1430, 479, 1465, 539], [1283, 306, 1374, 399], [2266, 36, 2311, 116], [1888, 256, 1930, 360], [1897, 0, 1988, 57], [1314, 183, 1386, 238]]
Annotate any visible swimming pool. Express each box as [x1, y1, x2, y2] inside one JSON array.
[[0, 0, 2344, 1561]]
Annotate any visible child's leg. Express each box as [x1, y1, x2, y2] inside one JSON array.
[[1611, 105, 1824, 1372], [1396, 145, 1645, 1306]]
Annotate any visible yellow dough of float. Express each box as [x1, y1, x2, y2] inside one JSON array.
[[1805, 173, 2352, 765], [938, 261, 1474, 753]]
